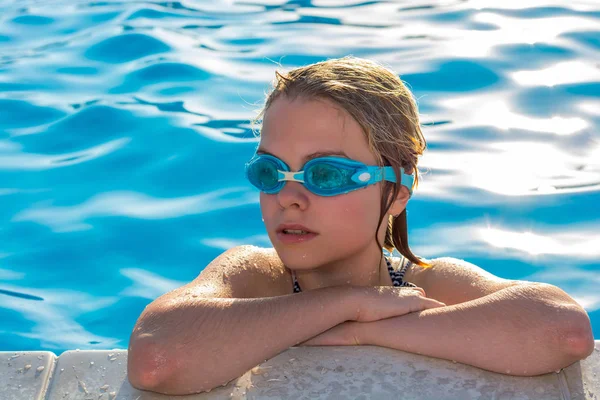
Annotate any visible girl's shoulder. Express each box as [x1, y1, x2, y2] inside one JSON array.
[[235, 245, 293, 296], [391, 256, 522, 306], [194, 245, 292, 298]]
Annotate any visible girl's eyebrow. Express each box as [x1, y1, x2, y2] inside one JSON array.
[[256, 148, 350, 163]]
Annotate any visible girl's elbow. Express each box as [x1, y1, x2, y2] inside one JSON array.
[[556, 306, 596, 362], [127, 334, 173, 393], [564, 327, 596, 360]]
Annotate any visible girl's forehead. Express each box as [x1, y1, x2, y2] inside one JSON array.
[[260, 97, 376, 165]]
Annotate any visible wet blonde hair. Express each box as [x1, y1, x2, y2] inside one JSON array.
[[255, 56, 429, 267]]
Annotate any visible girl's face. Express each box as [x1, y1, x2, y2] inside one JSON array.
[[258, 96, 390, 269]]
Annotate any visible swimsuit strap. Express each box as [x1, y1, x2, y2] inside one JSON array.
[[292, 269, 302, 293], [387, 256, 418, 288], [292, 255, 416, 293]]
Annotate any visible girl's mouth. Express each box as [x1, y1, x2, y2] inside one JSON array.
[[276, 230, 318, 244], [283, 229, 309, 235]]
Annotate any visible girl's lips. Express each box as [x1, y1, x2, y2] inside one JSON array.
[[276, 231, 318, 244], [277, 223, 316, 234]]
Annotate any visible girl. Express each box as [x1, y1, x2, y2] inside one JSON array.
[[127, 57, 594, 395]]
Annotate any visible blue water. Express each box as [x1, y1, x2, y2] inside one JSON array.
[[0, 0, 599, 354]]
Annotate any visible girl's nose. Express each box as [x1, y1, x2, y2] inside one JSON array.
[[276, 181, 310, 210]]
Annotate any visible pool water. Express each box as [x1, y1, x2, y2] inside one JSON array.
[[0, 0, 598, 354]]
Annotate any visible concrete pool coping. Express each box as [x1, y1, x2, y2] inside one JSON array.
[[2, 341, 598, 399]]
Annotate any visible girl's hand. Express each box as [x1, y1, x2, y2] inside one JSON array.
[[298, 287, 446, 346], [350, 286, 446, 322], [298, 322, 361, 347]]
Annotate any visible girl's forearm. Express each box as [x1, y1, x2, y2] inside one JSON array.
[[128, 286, 357, 395], [357, 284, 594, 376]]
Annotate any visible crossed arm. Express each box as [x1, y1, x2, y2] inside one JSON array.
[[301, 258, 595, 376]]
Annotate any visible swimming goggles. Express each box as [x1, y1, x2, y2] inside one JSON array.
[[245, 154, 415, 197]]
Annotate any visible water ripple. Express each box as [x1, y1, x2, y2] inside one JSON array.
[[11, 15, 55, 25], [404, 60, 501, 91], [0, 288, 44, 301], [0, 100, 66, 129], [13, 188, 259, 232], [109, 62, 211, 94], [0, 138, 130, 170], [85, 33, 171, 63]]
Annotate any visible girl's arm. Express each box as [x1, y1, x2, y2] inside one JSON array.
[[128, 247, 360, 395], [128, 285, 357, 395], [355, 282, 594, 376]]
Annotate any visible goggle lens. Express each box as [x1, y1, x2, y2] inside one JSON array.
[[306, 163, 350, 191], [248, 157, 280, 191]]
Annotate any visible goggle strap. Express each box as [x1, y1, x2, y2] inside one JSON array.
[[401, 172, 415, 193], [384, 166, 415, 195], [349, 166, 414, 190]]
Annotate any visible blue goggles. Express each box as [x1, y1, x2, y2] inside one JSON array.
[[245, 154, 415, 197]]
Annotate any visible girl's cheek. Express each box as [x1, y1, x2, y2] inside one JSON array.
[[259, 195, 275, 221]]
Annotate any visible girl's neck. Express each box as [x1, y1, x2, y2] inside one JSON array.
[[291, 248, 390, 291]]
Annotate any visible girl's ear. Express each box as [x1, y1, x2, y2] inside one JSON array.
[[388, 186, 410, 217]]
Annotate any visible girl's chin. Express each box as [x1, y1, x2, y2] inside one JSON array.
[[273, 246, 319, 268]]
